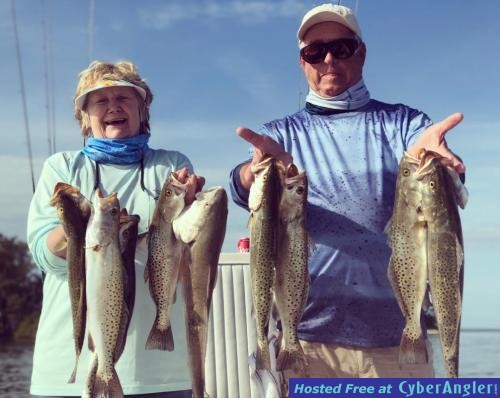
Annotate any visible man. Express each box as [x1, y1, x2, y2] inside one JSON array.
[[229, 4, 464, 380]]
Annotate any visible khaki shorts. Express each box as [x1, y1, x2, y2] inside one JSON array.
[[281, 340, 434, 396]]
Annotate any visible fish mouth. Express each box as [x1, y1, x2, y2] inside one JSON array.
[[285, 163, 299, 178], [49, 183, 81, 206], [251, 155, 274, 173], [414, 149, 442, 180], [170, 173, 189, 195]]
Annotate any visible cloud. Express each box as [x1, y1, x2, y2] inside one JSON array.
[[139, 0, 307, 30], [212, 53, 278, 103]]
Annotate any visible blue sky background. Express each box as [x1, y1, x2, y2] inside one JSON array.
[[1, 0, 499, 329]]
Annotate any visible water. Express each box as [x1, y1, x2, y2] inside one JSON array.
[[1, 331, 499, 397], [0, 344, 34, 398]]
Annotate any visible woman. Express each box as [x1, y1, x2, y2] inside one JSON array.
[[27, 60, 203, 397]]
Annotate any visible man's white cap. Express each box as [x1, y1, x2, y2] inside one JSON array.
[[297, 4, 362, 48], [74, 79, 147, 110]]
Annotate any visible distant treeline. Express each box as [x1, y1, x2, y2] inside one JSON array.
[[0, 233, 42, 344]]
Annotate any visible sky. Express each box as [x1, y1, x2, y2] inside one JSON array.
[[1, 0, 499, 329]]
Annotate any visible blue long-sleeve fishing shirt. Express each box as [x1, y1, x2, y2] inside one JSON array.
[[230, 99, 432, 347]]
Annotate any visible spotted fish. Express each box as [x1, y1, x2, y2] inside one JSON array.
[[387, 152, 429, 365], [416, 149, 465, 378], [248, 155, 282, 369], [145, 173, 187, 351], [84, 189, 128, 397], [275, 164, 310, 376], [49, 182, 91, 383], [173, 187, 228, 398], [119, 210, 140, 331]]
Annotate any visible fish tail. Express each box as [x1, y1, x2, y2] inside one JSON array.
[[93, 369, 123, 398], [277, 346, 309, 376], [399, 331, 428, 365], [445, 361, 459, 378], [67, 358, 79, 383], [145, 322, 174, 351], [255, 340, 271, 370]]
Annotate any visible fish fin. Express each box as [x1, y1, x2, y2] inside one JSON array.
[[94, 368, 123, 398], [145, 321, 174, 351], [307, 235, 316, 255], [144, 261, 149, 283], [387, 258, 405, 314], [456, 236, 464, 277], [276, 347, 309, 376], [255, 341, 271, 370], [114, 304, 129, 362], [399, 332, 428, 365], [67, 361, 78, 384], [271, 300, 280, 323], [88, 333, 95, 352], [444, 165, 468, 209], [82, 353, 97, 398], [246, 212, 254, 230], [172, 287, 177, 304], [384, 218, 393, 248]]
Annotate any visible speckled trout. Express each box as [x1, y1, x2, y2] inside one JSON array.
[[416, 149, 466, 378], [119, 210, 140, 333], [387, 152, 429, 365], [248, 155, 282, 369], [173, 187, 228, 398], [49, 182, 91, 383], [84, 189, 128, 397], [145, 173, 187, 351], [275, 164, 309, 376]]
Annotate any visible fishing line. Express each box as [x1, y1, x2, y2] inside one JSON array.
[[41, 0, 53, 156], [88, 0, 95, 63], [11, 0, 36, 193]]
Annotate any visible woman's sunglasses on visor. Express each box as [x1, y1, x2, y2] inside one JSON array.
[[300, 37, 361, 64]]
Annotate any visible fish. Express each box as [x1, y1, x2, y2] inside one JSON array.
[[173, 186, 228, 398], [145, 173, 187, 351], [84, 189, 128, 397], [386, 152, 429, 365], [248, 155, 283, 370], [119, 210, 140, 331], [49, 182, 91, 383], [274, 164, 309, 376], [416, 149, 465, 378]]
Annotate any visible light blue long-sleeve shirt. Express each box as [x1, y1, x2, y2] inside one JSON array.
[[230, 99, 432, 347], [27, 148, 194, 395]]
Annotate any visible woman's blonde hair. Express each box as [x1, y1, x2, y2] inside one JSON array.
[[73, 60, 153, 136]]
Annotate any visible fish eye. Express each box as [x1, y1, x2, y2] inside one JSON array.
[[287, 185, 294, 190], [165, 189, 172, 197], [402, 168, 411, 177], [429, 180, 436, 189], [58, 208, 64, 214], [110, 208, 118, 216], [296, 186, 304, 195]]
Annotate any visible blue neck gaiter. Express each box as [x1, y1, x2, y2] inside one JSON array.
[[82, 134, 150, 164]]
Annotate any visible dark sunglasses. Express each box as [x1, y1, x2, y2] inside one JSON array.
[[300, 37, 361, 64]]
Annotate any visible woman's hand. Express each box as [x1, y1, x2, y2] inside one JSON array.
[[408, 112, 465, 173], [173, 168, 205, 205], [236, 127, 293, 191], [47, 225, 68, 259]]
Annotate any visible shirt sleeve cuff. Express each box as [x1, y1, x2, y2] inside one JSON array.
[[229, 162, 250, 211]]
